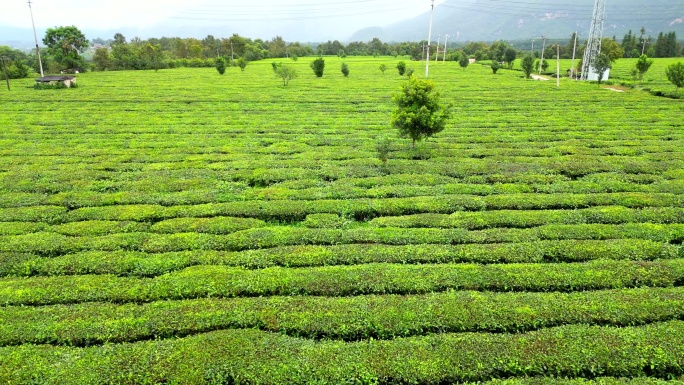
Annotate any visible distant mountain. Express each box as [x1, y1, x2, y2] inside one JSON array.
[[350, 0, 684, 43]]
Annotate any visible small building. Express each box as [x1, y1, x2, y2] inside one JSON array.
[[35, 76, 76, 88]]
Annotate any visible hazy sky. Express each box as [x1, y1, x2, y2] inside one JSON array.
[[2, 0, 448, 40]]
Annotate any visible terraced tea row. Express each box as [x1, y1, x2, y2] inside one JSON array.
[[1, 322, 683, 384], [0, 238, 677, 278], [2, 287, 683, 346], [2, 259, 684, 306]]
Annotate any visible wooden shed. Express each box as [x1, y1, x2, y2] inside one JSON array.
[[35, 76, 76, 88]]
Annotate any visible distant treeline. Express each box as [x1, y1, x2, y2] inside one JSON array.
[[1, 28, 682, 76]]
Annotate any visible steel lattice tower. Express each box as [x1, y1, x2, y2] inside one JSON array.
[[580, 0, 607, 80]]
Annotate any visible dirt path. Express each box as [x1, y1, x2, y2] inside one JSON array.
[[531, 74, 550, 81]]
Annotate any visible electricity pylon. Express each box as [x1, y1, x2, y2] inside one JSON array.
[[581, 0, 606, 80]]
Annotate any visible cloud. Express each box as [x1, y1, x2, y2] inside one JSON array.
[[2, 0, 195, 29]]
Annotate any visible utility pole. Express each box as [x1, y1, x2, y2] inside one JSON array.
[[27, 0, 44, 77], [435, 34, 441, 62], [230, 41, 234, 60], [538, 35, 547, 74], [556, 45, 560, 87], [443, 34, 450, 63], [531, 39, 535, 54], [0, 56, 10, 91], [425, 0, 435, 77], [571, 32, 579, 79]]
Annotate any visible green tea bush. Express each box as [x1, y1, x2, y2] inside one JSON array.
[[3, 259, 683, 306], [2, 287, 683, 347], [1, 322, 683, 384]]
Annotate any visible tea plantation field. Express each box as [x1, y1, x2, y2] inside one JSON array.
[[1, 56, 684, 384]]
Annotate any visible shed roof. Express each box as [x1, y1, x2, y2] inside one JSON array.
[[36, 76, 75, 82]]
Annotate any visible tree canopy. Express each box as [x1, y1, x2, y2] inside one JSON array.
[[43, 26, 89, 70], [665, 62, 684, 95], [391, 76, 451, 147]]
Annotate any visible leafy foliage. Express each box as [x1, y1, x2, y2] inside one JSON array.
[[275, 64, 298, 86], [594, 53, 612, 85], [521, 54, 535, 78], [396, 61, 406, 75], [634, 54, 653, 80], [459, 55, 470, 70], [42, 26, 89, 70], [341, 62, 349, 77], [236, 57, 247, 72], [391, 76, 451, 147], [310, 57, 325, 77], [215, 57, 227, 75], [665, 61, 684, 94]]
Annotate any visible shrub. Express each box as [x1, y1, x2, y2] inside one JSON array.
[[634, 54, 653, 80], [215, 57, 226, 75], [391, 76, 452, 147], [341, 62, 349, 77], [458, 55, 469, 70], [310, 57, 325, 77], [375, 136, 391, 166], [379, 64, 387, 74], [665, 61, 684, 95], [396, 61, 406, 75], [275, 65, 298, 86], [236, 57, 247, 72], [521, 54, 534, 78]]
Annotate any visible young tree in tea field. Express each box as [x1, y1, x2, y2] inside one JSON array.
[[458, 55, 469, 70], [310, 57, 325, 77], [237, 57, 248, 72], [594, 53, 612, 85], [276, 65, 298, 86], [396, 61, 406, 75], [521, 54, 535, 78], [536, 58, 549, 73], [490, 61, 502, 74], [379, 64, 387, 74], [341, 62, 350, 77], [665, 62, 684, 95], [215, 57, 227, 75], [391, 76, 452, 147], [504, 47, 517, 69], [634, 54, 653, 81]]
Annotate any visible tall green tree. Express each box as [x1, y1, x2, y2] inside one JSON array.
[[593, 53, 612, 86], [141, 44, 164, 71], [391, 76, 452, 147], [93, 47, 111, 71], [504, 47, 517, 69], [665, 62, 684, 95], [520, 54, 535, 78], [600, 38, 624, 63], [42, 26, 89, 70], [634, 54, 653, 81]]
